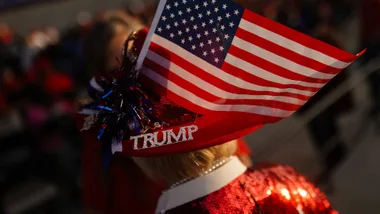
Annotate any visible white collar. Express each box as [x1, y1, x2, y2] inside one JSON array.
[[155, 156, 247, 214]]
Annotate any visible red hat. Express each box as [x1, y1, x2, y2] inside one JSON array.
[[79, 24, 363, 157]]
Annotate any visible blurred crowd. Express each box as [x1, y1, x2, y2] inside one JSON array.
[[0, 0, 379, 213]]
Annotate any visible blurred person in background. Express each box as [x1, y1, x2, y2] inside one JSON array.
[[21, 36, 81, 213], [1, 23, 79, 214], [80, 15, 160, 214], [43, 27, 60, 46], [297, 5, 352, 190], [0, 29, 25, 108], [21, 30, 49, 70], [102, 9, 145, 31], [83, 11, 144, 78], [361, 0, 380, 128], [58, 23, 91, 89], [0, 24, 14, 45], [125, 1, 159, 26]]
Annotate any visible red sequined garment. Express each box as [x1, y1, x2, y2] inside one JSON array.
[[165, 164, 337, 214]]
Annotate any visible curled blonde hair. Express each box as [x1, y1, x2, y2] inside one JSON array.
[[133, 140, 238, 185]]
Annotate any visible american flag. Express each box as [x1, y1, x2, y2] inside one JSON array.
[[137, 0, 362, 123]]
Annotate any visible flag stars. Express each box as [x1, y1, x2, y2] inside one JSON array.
[[159, 1, 238, 65]]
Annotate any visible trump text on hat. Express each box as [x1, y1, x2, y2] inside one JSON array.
[[131, 125, 199, 150]]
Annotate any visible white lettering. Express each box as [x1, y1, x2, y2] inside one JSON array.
[[153, 131, 167, 146], [187, 125, 198, 140], [143, 133, 155, 149], [131, 135, 142, 150], [131, 125, 199, 150], [167, 127, 187, 144]]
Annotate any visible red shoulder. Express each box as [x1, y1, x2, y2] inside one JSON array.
[[166, 165, 336, 214]]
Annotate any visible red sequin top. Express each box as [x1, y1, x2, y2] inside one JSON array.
[[165, 164, 337, 214]]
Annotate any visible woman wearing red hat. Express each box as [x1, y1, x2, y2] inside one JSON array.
[[80, 15, 253, 213], [77, 3, 363, 208], [76, 25, 360, 213]]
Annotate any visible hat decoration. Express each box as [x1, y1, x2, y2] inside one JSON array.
[[80, 30, 202, 161]]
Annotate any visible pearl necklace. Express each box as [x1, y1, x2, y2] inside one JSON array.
[[169, 157, 232, 189]]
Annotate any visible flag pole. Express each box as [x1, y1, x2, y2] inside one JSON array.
[[135, 0, 168, 72]]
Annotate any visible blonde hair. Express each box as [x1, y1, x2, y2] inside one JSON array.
[[133, 140, 238, 185]]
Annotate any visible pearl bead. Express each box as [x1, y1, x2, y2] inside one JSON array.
[[169, 157, 232, 189]]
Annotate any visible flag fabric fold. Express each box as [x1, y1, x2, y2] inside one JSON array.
[[137, 0, 363, 125], [77, 0, 367, 156]]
